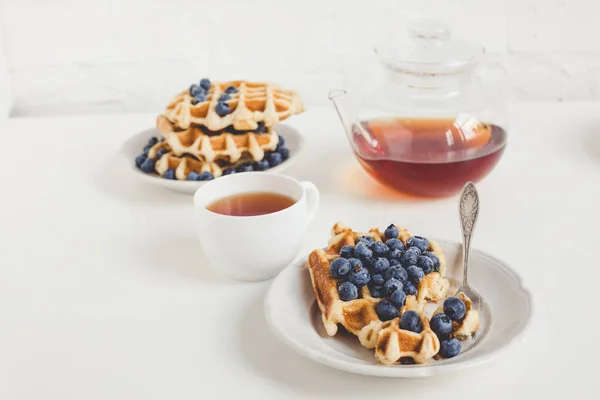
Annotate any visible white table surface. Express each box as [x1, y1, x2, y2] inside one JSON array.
[[1, 104, 599, 399]]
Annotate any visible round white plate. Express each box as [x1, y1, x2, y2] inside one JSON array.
[[121, 124, 305, 194], [265, 240, 533, 378]]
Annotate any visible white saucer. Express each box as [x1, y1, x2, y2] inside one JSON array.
[[121, 124, 304, 194], [264, 240, 533, 378]]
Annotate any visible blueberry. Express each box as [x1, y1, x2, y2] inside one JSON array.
[[200, 78, 211, 91], [443, 297, 467, 321], [279, 147, 290, 160], [384, 265, 408, 282], [423, 252, 441, 272], [368, 286, 384, 298], [417, 255, 434, 274], [198, 171, 214, 181], [408, 247, 422, 255], [356, 236, 375, 245], [163, 168, 176, 180], [236, 164, 254, 173], [362, 256, 376, 269], [216, 102, 231, 116], [140, 158, 156, 173], [371, 274, 385, 287], [403, 280, 418, 296], [407, 265, 425, 283], [156, 148, 167, 159], [277, 135, 285, 148], [338, 281, 358, 301], [330, 258, 351, 279], [376, 300, 399, 322], [348, 267, 370, 288], [347, 258, 363, 270], [192, 93, 207, 105], [218, 94, 230, 102], [267, 152, 283, 167], [148, 137, 159, 146], [430, 313, 453, 337], [372, 257, 390, 274], [389, 248, 402, 260], [389, 258, 401, 267], [370, 241, 389, 258], [406, 236, 429, 253], [384, 224, 400, 240], [339, 245, 354, 259], [253, 159, 269, 171], [400, 310, 422, 333], [390, 289, 407, 309], [385, 238, 405, 252], [224, 86, 238, 94], [383, 278, 403, 296], [190, 84, 201, 96], [401, 248, 419, 266], [353, 242, 373, 260], [222, 168, 236, 175], [439, 338, 462, 358], [188, 171, 201, 181], [143, 144, 151, 156], [135, 154, 146, 168]]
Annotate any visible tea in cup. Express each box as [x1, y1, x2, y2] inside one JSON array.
[[193, 172, 319, 281]]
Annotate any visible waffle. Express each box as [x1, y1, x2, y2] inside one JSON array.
[[307, 223, 450, 353], [434, 292, 480, 340], [147, 139, 253, 179], [375, 301, 440, 365], [161, 80, 305, 131], [156, 115, 279, 163]]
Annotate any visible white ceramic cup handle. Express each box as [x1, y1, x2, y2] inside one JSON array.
[[301, 181, 319, 225]]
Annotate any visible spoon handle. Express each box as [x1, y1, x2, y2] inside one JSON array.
[[459, 182, 479, 287]]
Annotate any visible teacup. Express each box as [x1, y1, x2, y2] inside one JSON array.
[[193, 172, 320, 281]]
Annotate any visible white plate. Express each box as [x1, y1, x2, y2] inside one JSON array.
[[264, 240, 533, 378], [120, 124, 304, 194]]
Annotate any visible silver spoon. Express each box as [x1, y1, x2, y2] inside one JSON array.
[[456, 181, 482, 311]]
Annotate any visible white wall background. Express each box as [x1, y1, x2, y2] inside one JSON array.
[[1, 0, 600, 117]]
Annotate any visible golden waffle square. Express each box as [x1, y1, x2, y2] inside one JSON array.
[[307, 222, 451, 361], [161, 80, 304, 131], [156, 115, 279, 163]]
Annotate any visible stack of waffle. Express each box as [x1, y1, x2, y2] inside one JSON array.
[[308, 222, 480, 365], [137, 79, 304, 180]]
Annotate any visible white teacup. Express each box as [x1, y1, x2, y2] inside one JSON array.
[[193, 172, 320, 281]]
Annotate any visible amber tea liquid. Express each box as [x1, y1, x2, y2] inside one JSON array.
[[352, 118, 506, 197], [206, 192, 296, 216]]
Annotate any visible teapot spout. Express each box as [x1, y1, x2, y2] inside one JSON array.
[[328, 89, 377, 149], [328, 89, 353, 134]]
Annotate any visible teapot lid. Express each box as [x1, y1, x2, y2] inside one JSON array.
[[375, 18, 484, 67]]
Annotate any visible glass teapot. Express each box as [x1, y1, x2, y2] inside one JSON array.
[[329, 19, 507, 198]]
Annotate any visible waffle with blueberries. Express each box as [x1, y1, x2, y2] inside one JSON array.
[[433, 292, 480, 342], [376, 292, 479, 364], [375, 301, 440, 365], [307, 222, 479, 364], [161, 79, 304, 132], [156, 114, 279, 163], [134, 78, 299, 181]]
